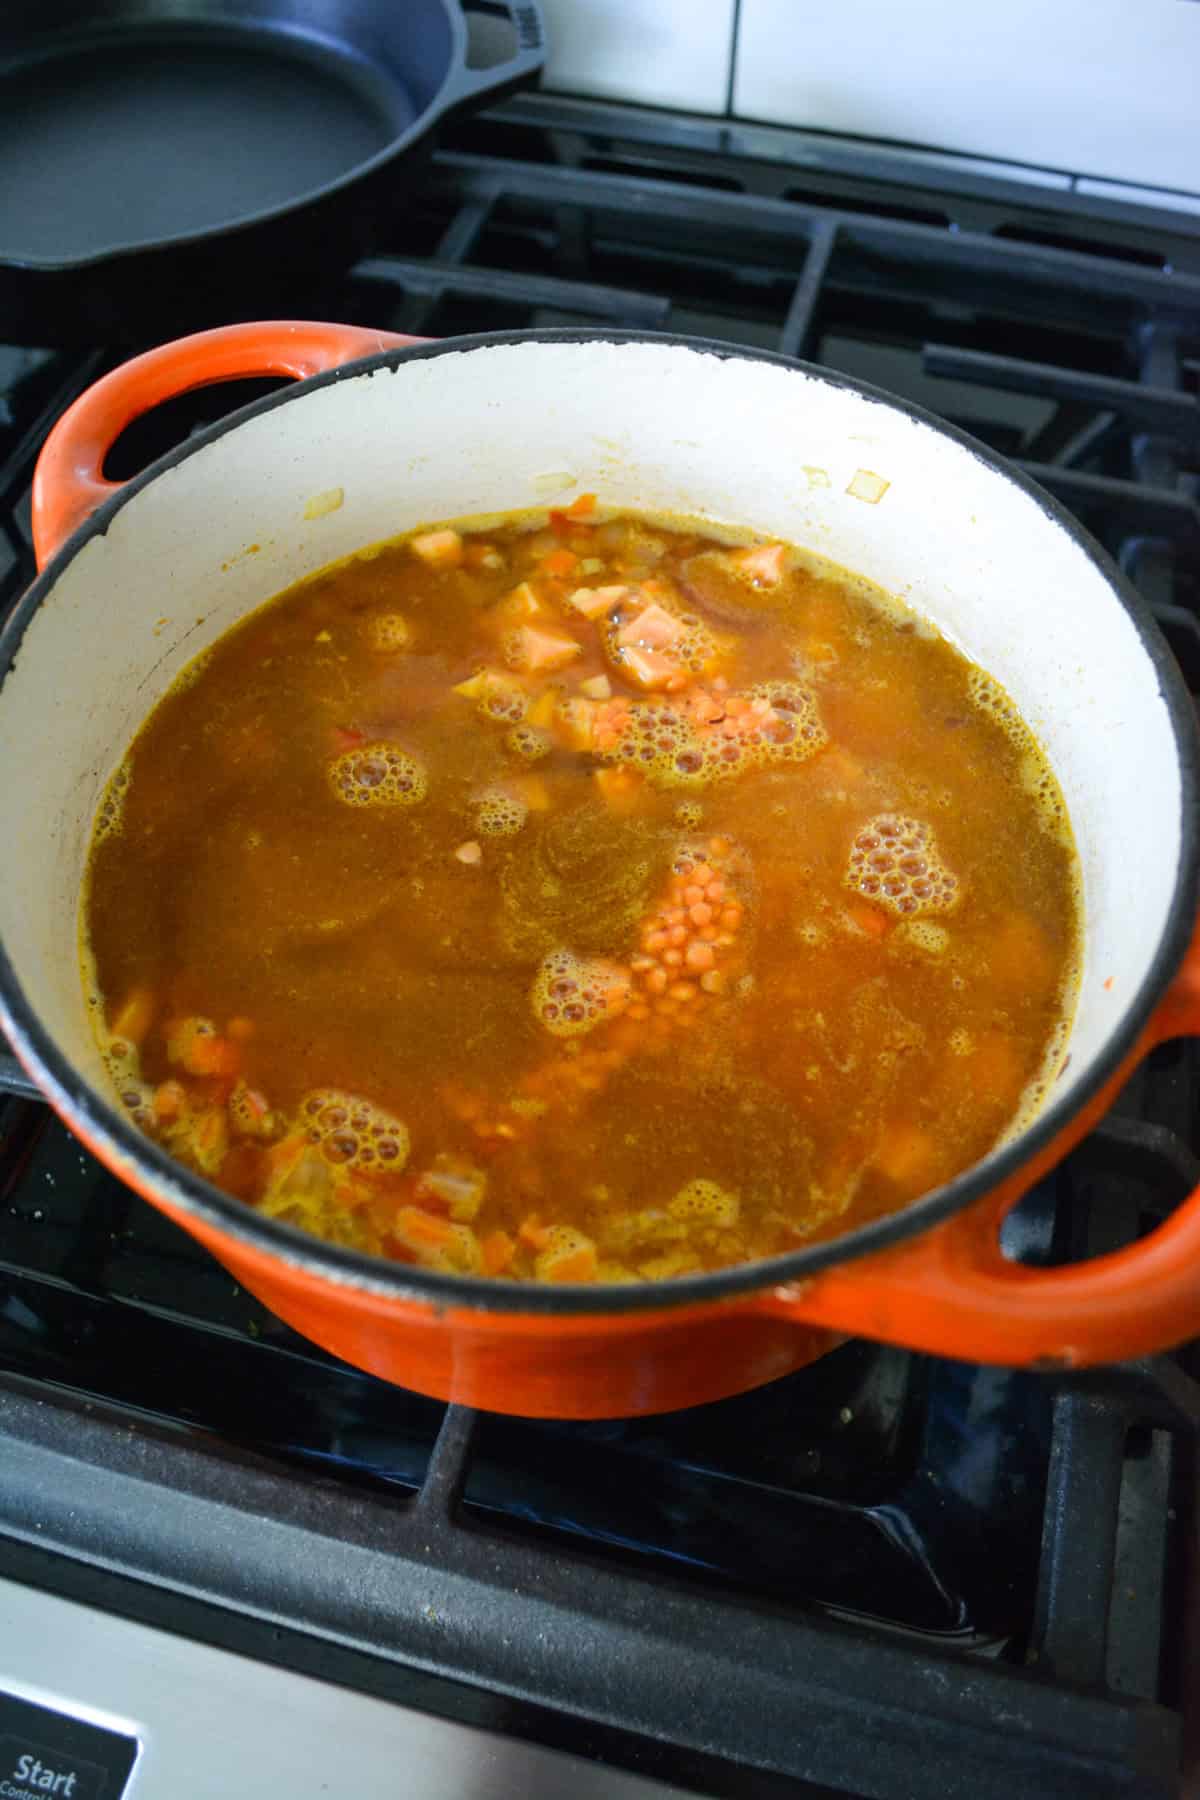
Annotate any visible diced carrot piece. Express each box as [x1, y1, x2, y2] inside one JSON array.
[[616, 602, 685, 652], [482, 1229, 516, 1274], [873, 1124, 940, 1190], [616, 644, 678, 690], [410, 528, 463, 568], [594, 765, 645, 814], [565, 492, 597, 519], [847, 901, 891, 940], [111, 987, 156, 1046], [565, 584, 629, 620], [518, 1213, 552, 1251], [394, 1205, 457, 1250], [540, 547, 579, 578], [732, 543, 787, 585], [509, 625, 582, 674], [331, 724, 367, 751]]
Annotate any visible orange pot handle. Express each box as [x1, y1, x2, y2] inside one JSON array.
[[32, 320, 423, 569], [758, 924, 1200, 1368]]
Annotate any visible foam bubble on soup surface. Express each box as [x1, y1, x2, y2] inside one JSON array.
[[531, 950, 632, 1037], [300, 1089, 410, 1173], [667, 1179, 740, 1227], [472, 786, 529, 837], [598, 679, 826, 790], [367, 613, 410, 652], [845, 814, 960, 916], [328, 742, 427, 807]]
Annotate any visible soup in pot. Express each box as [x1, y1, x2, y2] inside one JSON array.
[[82, 500, 1081, 1284]]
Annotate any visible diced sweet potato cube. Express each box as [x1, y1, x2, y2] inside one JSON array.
[[616, 602, 685, 651], [493, 581, 548, 628], [580, 673, 612, 700], [732, 542, 787, 585], [565, 584, 629, 620], [616, 644, 678, 690], [509, 625, 582, 673]]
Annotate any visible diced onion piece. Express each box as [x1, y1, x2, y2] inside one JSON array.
[[303, 486, 344, 520], [845, 469, 890, 505], [410, 528, 463, 566]]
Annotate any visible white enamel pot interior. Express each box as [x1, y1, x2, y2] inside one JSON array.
[[0, 329, 1196, 1319]]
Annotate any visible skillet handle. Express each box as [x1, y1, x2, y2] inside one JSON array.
[[32, 321, 422, 569], [445, 2, 546, 109], [754, 925, 1200, 1368]]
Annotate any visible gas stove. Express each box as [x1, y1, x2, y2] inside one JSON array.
[[1, 92, 1198, 1800]]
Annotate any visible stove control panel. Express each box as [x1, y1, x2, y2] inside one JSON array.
[[0, 1692, 137, 1800]]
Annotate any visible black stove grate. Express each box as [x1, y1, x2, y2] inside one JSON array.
[[1, 92, 1199, 1799]]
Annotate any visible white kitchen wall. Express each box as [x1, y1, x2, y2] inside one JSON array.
[[537, 0, 736, 113], [734, 0, 1200, 195], [538, 0, 1200, 199]]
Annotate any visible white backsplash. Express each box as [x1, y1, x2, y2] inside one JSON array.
[[538, 0, 1200, 201], [537, 0, 736, 114]]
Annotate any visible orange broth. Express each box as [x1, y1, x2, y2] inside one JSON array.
[[81, 503, 1081, 1284]]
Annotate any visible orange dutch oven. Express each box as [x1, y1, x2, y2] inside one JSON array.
[[1, 321, 1199, 1418]]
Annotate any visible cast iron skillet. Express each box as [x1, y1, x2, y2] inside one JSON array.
[[0, 0, 544, 343]]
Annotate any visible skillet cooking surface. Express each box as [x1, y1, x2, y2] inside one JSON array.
[[0, 24, 416, 262]]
